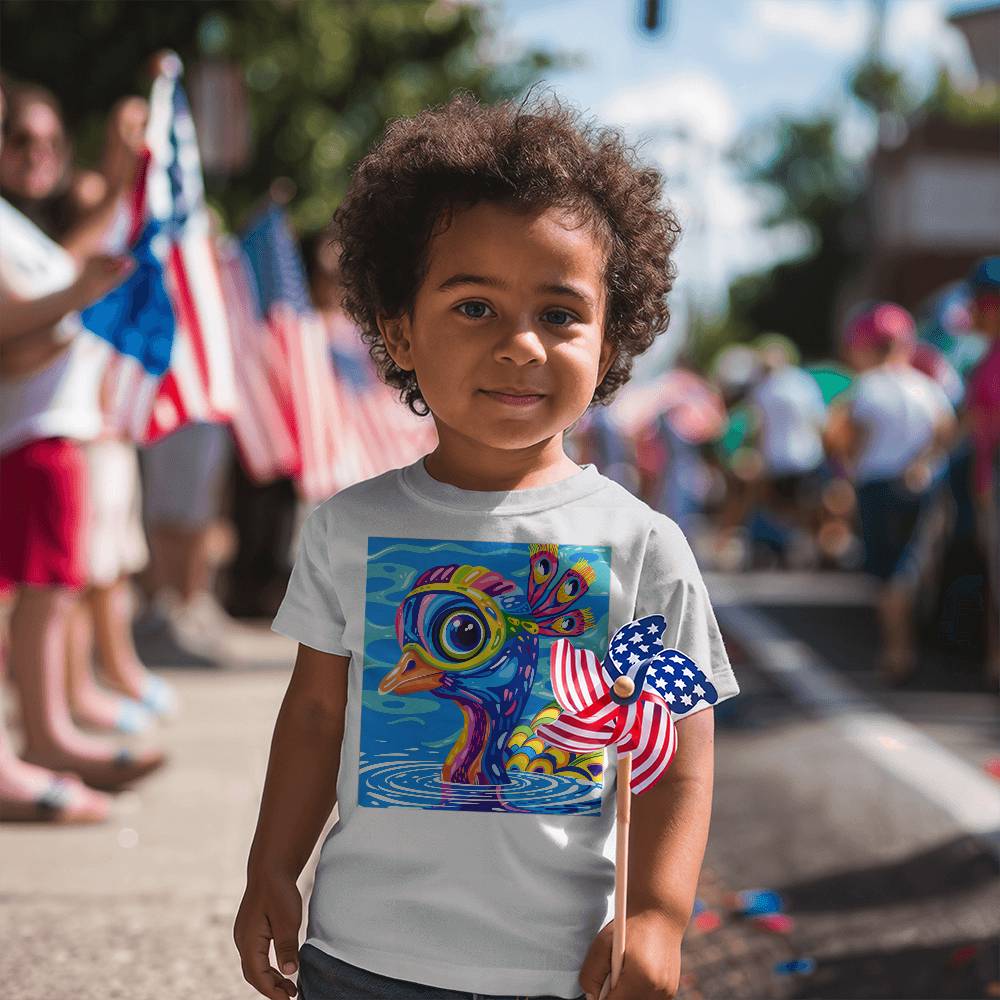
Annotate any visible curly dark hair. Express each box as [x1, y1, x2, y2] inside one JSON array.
[[332, 91, 681, 416]]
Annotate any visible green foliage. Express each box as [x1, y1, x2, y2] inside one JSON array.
[[0, 0, 557, 231], [924, 68, 1000, 124], [850, 58, 912, 115], [717, 53, 1000, 362], [722, 110, 864, 360]]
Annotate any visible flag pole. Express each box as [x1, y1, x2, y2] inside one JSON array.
[[599, 680, 636, 999]]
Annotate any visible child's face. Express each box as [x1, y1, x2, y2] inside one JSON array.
[[380, 201, 617, 457]]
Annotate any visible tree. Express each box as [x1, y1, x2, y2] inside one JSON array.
[[716, 112, 866, 363], [0, 0, 557, 231]]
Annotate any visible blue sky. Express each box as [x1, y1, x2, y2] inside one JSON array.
[[486, 0, 989, 367]]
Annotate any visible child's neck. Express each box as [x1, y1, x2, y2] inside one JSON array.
[[422, 430, 581, 492]]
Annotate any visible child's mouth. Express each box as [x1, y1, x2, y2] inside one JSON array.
[[479, 389, 546, 407]]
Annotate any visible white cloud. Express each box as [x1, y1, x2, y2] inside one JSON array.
[[599, 70, 738, 148], [750, 0, 868, 56], [884, 0, 978, 87]]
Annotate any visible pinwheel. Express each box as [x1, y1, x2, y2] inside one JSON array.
[[537, 613, 718, 997]]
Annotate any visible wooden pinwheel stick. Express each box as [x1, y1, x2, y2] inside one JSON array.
[[599, 675, 636, 1000]]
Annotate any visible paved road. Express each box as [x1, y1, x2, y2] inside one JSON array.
[[1, 572, 997, 1000]]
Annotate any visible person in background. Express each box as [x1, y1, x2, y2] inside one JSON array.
[[745, 333, 828, 568], [0, 80, 165, 818], [5, 83, 177, 727], [824, 302, 956, 685], [963, 257, 1000, 688], [135, 419, 236, 663]]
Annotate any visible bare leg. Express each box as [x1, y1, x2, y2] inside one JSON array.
[[149, 524, 211, 602], [876, 582, 917, 680], [8, 586, 164, 785], [91, 579, 150, 700], [66, 591, 146, 731]]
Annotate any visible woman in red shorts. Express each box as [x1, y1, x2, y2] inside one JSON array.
[[0, 81, 164, 822]]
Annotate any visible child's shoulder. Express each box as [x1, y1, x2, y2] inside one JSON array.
[[307, 466, 404, 525]]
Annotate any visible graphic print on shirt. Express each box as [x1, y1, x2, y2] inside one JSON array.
[[359, 537, 611, 815]]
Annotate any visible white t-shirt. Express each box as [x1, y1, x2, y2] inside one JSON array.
[[749, 366, 827, 476], [271, 455, 740, 997], [850, 364, 954, 485], [0, 197, 105, 454]]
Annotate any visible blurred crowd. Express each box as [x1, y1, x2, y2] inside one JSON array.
[[0, 74, 997, 827], [571, 270, 999, 692]]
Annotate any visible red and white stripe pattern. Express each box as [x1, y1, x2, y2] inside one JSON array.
[[322, 311, 438, 484], [101, 60, 236, 443], [216, 239, 298, 482], [537, 615, 684, 796]]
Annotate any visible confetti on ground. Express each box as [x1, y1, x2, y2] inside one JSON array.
[[693, 910, 722, 932], [984, 757, 1000, 780], [734, 889, 784, 916], [751, 913, 795, 934], [692, 897, 706, 916], [774, 958, 816, 976], [946, 944, 977, 969]]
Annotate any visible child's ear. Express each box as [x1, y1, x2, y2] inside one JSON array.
[[597, 337, 618, 387], [378, 313, 415, 373]]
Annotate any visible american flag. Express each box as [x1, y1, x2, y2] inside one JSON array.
[[81, 55, 236, 443], [242, 204, 366, 502], [324, 310, 438, 480], [216, 236, 298, 484], [537, 614, 719, 795]]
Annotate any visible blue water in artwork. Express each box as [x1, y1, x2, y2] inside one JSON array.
[[359, 537, 611, 815]]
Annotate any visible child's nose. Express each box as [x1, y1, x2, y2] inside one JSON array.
[[494, 323, 547, 364]]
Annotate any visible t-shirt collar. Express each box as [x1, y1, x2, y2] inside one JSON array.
[[398, 454, 608, 514]]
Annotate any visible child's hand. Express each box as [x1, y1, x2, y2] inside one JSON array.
[[578, 909, 684, 999], [234, 874, 303, 999]]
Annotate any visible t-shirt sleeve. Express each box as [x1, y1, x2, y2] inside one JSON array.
[[270, 504, 349, 657], [634, 513, 740, 721]]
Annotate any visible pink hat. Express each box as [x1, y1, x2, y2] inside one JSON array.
[[842, 302, 916, 352]]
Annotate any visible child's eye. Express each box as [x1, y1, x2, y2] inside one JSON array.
[[457, 301, 494, 320], [542, 309, 576, 326]]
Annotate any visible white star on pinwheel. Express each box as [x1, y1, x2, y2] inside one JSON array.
[[681, 694, 692, 706], [670, 655, 685, 665], [673, 678, 686, 689], [683, 667, 695, 678]]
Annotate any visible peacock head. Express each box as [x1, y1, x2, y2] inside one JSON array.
[[378, 549, 598, 700], [378, 564, 522, 697]]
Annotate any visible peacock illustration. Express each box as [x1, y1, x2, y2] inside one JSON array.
[[378, 544, 605, 787]]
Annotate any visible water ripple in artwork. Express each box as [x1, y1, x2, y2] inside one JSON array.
[[359, 755, 602, 814]]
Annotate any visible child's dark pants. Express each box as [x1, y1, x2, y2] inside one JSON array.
[[297, 943, 586, 1000]]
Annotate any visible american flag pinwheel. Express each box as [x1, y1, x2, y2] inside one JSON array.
[[539, 612, 721, 999], [536, 613, 719, 795]]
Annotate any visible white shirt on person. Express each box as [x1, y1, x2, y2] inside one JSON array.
[[749, 365, 827, 476], [0, 197, 105, 454], [850, 363, 954, 486]]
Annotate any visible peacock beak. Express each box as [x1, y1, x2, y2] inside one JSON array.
[[379, 648, 443, 695]]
